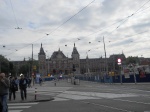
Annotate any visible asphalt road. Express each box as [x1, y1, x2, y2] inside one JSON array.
[[9, 80, 150, 112]]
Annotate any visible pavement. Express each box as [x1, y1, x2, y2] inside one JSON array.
[[8, 84, 54, 103], [7, 80, 150, 112], [7, 79, 150, 103]]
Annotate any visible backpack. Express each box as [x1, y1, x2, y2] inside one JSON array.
[[12, 84, 18, 91], [11, 80, 18, 91]]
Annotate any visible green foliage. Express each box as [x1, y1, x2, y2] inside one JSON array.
[[19, 63, 30, 74], [18, 60, 39, 75], [126, 56, 139, 65], [0, 55, 9, 73], [0, 55, 17, 76]]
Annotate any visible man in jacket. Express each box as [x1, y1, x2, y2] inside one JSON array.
[[19, 74, 28, 100], [0, 73, 10, 112]]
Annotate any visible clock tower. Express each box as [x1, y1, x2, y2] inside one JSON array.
[[72, 43, 80, 74], [38, 43, 46, 76]]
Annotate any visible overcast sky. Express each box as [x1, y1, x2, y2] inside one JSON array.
[[0, 0, 150, 61]]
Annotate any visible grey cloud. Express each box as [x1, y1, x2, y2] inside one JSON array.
[[132, 22, 150, 32], [101, 0, 122, 16], [109, 38, 133, 47]]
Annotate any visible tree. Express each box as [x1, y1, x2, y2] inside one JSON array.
[[18, 59, 39, 77], [0, 55, 9, 74], [126, 56, 139, 65], [19, 64, 29, 75]]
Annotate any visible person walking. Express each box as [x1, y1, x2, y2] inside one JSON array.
[[39, 77, 42, 86], [19, 74, 28, 101], [9, 77, 18, 101], [27, 78, 32, 88], [0, 73, 10, 112]]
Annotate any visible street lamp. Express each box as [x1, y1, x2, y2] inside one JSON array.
[[47, 56, 50, 76], [103, 36, 108, 74]]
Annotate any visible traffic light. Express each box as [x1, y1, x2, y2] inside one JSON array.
[[117, 58, 121, 65]]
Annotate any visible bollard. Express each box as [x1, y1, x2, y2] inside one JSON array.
[[35, 88, 37, 100], [54, 80, 56, 86]]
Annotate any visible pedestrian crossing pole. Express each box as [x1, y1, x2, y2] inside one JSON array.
[[117, 58, 122, 84], [35, 88, 37, 100]]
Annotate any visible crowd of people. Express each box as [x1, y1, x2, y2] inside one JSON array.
[[0, 73, 32, 112]]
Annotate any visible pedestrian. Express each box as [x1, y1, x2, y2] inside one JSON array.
[[28, 78, 32, 88], [19, 74, 28, 101], [54, 79, 56, 86], [39, 77, 42, 86], [9, 77, 18, 101], [0, 73, 10, 112]]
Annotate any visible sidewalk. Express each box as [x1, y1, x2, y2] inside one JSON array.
[[8, 87, 54, 103]]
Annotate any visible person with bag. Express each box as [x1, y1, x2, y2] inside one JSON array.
[[19, 74, 28, 101], [0, 73, 10, 112], [9, 77, 18, 101]]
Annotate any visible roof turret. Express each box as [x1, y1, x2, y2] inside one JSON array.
[[39, 43, 45, 55]]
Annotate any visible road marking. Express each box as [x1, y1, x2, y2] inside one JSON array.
[[8, 102, 38, 106], [9, 110, 23, 112], [81, 101, 133, 112], [8, 102, 39, 112], [113, 99, 150, 105], [63, 91, 137, 98], [9, 106, 31, 109], [53, 97, 69, 101], [56, 93, 101, 100]]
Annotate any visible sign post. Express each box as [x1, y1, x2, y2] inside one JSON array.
[[117, 58, 122, 85], [129, 63, 137, 84]]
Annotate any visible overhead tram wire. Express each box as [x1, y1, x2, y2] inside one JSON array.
[[94, 0, 150, 42], [46, 0, 96, 36], [68, 1, 150, 56], [134, 0, 150, 14], [74, 2, 150, 40], [3, 0, 150, 57], [4, 44, 32, 57], [4, 35, 47, 57], [4, 0, 96, 57], [20, 0, 96, 38], [114, 0, 150, 29], [104, 0, 150, 45], [9, 0, 20, 29]]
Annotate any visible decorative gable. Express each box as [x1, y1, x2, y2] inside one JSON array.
[[51, 50, 66, 59]]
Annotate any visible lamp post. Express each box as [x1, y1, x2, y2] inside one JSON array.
[[103, 36, 108, 77], [86, 50, 91, 74], [47, 56, 50, 76], [31, 44, 34, 86]]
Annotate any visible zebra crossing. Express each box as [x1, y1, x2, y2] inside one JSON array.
[[8, 102, 39, 112], [52, 91, 138, 102]]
